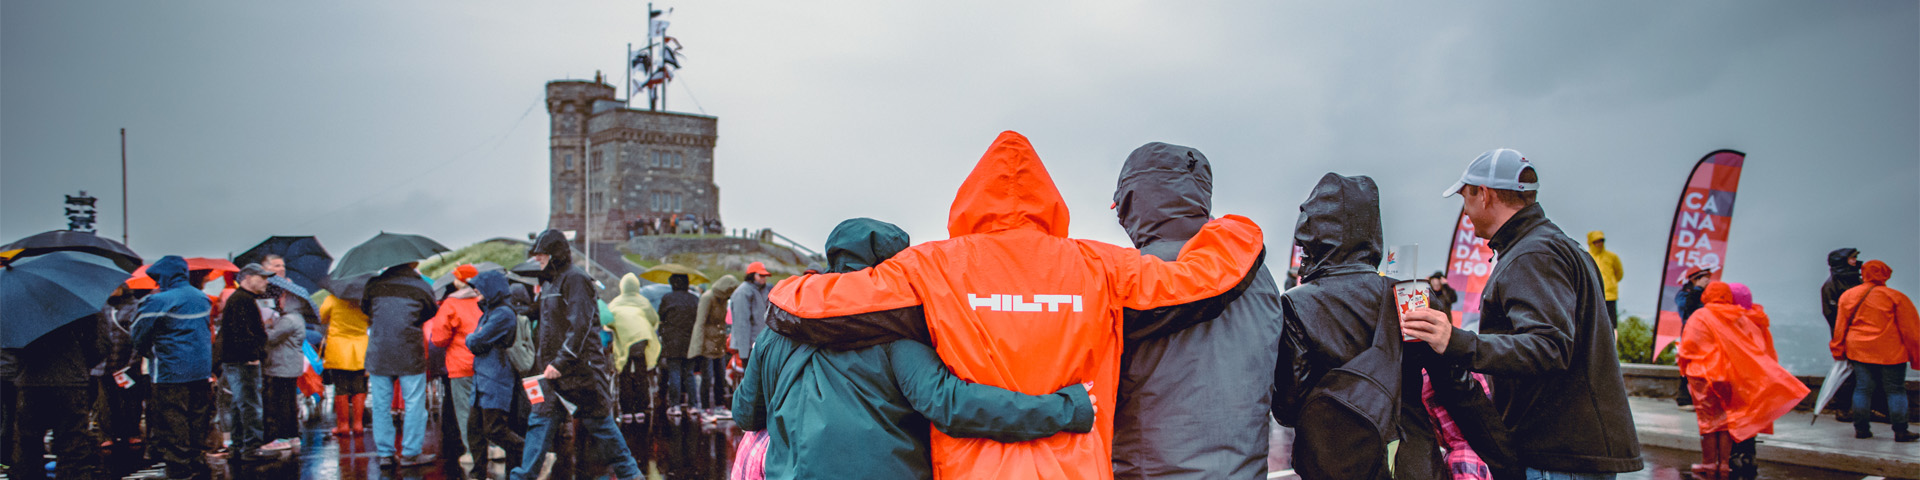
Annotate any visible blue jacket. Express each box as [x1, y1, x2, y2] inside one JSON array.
[[130, 256, 214, 384], [465, 271, 519, 411]]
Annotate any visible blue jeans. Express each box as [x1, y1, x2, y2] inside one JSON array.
[[222, 363, 265, 452], [663, 357, 701, 408], [1524, 469, 1616, 480], [511, 379, 640, 480], [1851, 360, 1911, 430], [369, 373, 427, 457]]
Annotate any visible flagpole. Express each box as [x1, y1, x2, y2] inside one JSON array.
[[648, 2, 657, 112], [120, 128, 128, 245], [625, 43, 632, 107]]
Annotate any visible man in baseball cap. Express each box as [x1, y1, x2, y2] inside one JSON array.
[[1403, 148, 1645, 478]]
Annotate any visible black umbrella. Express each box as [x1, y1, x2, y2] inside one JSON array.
[[236, 236, 333, 294], [327, 272, 375, 304], [1, 251, 133, 348], [329, 232, 451, 284], [0, 230, 143, 272]]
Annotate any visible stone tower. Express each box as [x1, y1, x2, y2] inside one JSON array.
[[547, 79, 720, 243]]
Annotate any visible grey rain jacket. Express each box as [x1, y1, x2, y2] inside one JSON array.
[[1108, 142, 1284, 480], [1437, 202, 1643, 475], [1271, 173, 1443, 480], [363, 265, 438, 377]]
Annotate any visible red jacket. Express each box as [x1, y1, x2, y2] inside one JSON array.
[[427, 289, 482, 378], [1832, 260, 1920, 368], [1679, 282, 1808, 440], [769, 131, 1265, 480]]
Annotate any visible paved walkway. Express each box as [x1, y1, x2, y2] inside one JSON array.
[[1629, 396, 1920, 478]]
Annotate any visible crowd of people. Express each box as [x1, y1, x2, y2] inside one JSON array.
[[3, 131, 1917, 480]]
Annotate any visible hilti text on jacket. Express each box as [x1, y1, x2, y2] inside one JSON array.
[[966, 294, 1084, 312]]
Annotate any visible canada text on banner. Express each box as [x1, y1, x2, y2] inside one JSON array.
[[1652, 149, 1746, 359], [1446, 211, 1496, 331]]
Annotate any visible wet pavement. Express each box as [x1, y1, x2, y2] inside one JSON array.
[[5, 405, 1905, 479]]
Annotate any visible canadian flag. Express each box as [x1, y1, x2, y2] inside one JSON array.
[[523, 376, 546, 404]]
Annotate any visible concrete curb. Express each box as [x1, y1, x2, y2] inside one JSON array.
[[1636, 423, 1918, 477]]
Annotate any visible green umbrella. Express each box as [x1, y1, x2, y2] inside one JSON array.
[[1, 251, 132, 348], [329, 232, 451, 284], [640, 263, 708, 285]]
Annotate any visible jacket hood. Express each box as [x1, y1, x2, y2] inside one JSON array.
[[1703, 281, 1735, 305], [1828, 248, 1860, 276], [669, 273, 690, 291], [1112, 142, 1213, 252], [947, 131, 1070, 239], [1586, 230, 1608, 254], [1729, 283, 1753, 310], [1293, 173, 1383, 282], [709, 274, 741, 299], [529, 229, 572, 274], [1862, 259, 1891, 285], [150, 255, 191, 290], [472, 270, 512, 309], [826, 218, 911, 273], [619, 273, 642, 297]]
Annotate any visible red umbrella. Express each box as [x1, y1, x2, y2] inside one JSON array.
[[124, 257, 240, 289]]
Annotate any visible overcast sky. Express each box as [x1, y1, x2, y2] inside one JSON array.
[[5, 1, 1915, 372]]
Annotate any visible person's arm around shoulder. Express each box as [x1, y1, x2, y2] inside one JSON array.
[[1402, 251, 1575, 376], [1098, 215, 1265, 311], [767, 250, 932, 349], [888, 340, 1093, 443]]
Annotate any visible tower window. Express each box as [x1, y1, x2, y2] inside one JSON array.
[[564, 154, 574, 170], [591, 151, 603, 171]]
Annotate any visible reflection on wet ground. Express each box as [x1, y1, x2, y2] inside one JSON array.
[[6, 412, 1894, 479]]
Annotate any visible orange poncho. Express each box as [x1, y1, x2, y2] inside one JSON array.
[[1678, 282, 1810, 440]]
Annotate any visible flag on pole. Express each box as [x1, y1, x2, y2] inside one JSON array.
[[642, 67, 673, 88], [660, 42, 682, 69], [1650, 149, 1746, 358], [650, 8, 672, 38]]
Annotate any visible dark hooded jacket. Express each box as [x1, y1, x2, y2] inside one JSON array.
[[734, 218, 1093, 480], [657, 274, 700, 359], [529, 229, 614, 417], [128, 256, 215, 384], [1108, 143, 1285, 480], [1821, 248, 1862, 331], [1271, 173, 1444, 480], [466, 270, 520, 411], [363, 264, 438, 377], [1437, 202, 1642, 474]]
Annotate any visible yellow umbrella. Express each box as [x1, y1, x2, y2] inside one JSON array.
[[640, 263, 708, 285]]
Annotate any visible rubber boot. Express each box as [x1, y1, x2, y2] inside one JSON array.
[[349, 393, 368, 435], [1690, 431, 1728, 480], [332, 395, 352, 435], [1728, 437, 1757, 480]]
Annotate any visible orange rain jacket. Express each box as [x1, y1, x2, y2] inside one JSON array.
[[766, 131, 1266, 480], [1831, 260, 1920, 368], [1678, 282, 1809, 441]]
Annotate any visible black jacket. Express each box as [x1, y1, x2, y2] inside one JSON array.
[[1438, 203, 1643, 474], [363, 266, 438, 377], [10, 317, 107, 387], [529, 229, 614, 417], [218, 287, 271, 365], [1821, 248, 1862, 331], [657, 275, 700, 359], [1273, 173, 1443, 480], [1109, 142, 1285, 480]]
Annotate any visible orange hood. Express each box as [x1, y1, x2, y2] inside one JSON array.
[[947, 131, 1071, 239], [1863, 260, 1891, 286], [1702, 281, 1735, 306]]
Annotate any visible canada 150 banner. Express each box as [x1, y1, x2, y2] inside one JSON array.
[[1446, 211, 1496, 331], [1652, 150, 1746, 359]]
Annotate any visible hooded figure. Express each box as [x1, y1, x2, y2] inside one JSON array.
[[1831, 260, 1920, 442], [1271, 173, 1444, 480], [1822, 248, 1863, 331], [463, 270, 527, 474], [734, 217, 1094, 480], [1586, 231, 1623, 323], [1679, 282, 1808, 478], [515, 229, 643, 480], [658, 273, 702, 407], [693, 275, 742, 359], [767, 131, 1266, 480], [129, 255, 215, 479], [1107, 142, 1285, 480], [608, 273, 663, 372]]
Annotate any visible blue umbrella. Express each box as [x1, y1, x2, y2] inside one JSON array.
[[0, 251, 132, 348]]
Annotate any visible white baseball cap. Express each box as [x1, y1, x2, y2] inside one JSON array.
[[1442, 148, 1538, 198]]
